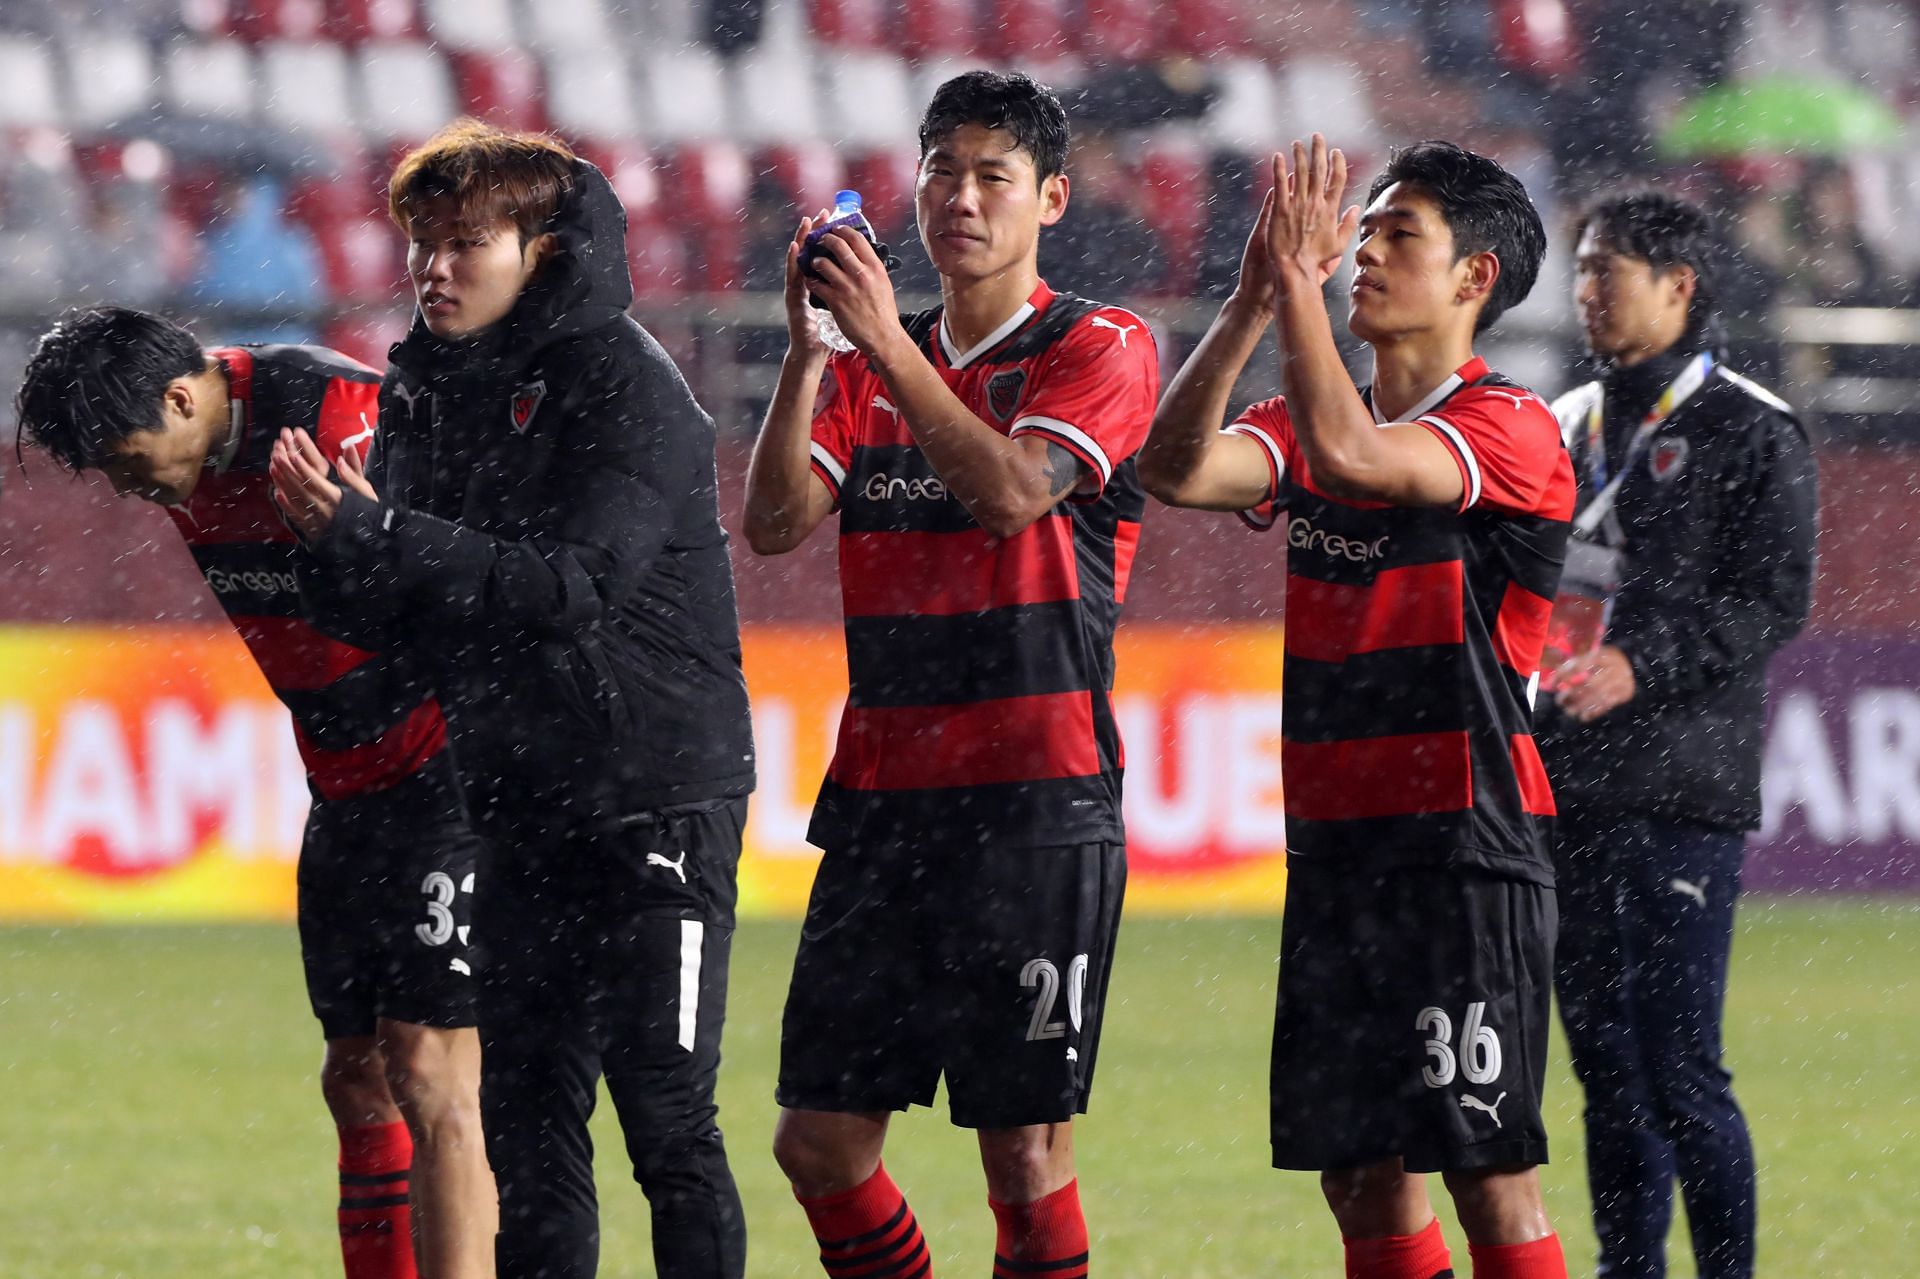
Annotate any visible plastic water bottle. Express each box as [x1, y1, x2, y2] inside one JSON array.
[[800, 190, 880, 354]]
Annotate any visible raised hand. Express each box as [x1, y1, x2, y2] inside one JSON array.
[[784, 212, 830, 358], [1231, 187, 1280, 315], [1267, 134, 1360, 290]]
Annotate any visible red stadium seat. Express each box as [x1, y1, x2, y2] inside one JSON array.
[[627, 215, 694, 299], [982, 0, 1076, 60], [448, 48, 546, 132], [225, 0, 330, 42], [896, 0, 978, 60], [757, 141, 848, 212], [310, 213, 406, 303], [1165, 0, 1253, 56], [670, 141, 753, 291], [326, 0, 424, 43], [1139, 143, 1210, 298], [809, 0, 891, 50], [843, 144, 920, 230], [1079, 0, 1163, 64]]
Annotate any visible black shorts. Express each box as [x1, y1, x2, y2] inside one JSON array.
[[777, 840, 1126, 1130], [1269, 859, 1556, 1173], [298, 755, 480, 1040]]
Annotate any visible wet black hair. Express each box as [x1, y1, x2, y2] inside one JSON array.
[[918, 69, 1070, 184], [1576, 190, 1723, 349], [1367, 140, 1547, 334], [14, 307, 204, 473]]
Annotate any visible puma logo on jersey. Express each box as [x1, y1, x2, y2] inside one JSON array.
[[1485, 389, 1532, 413], [339, 414, 375, 464], [872, 394, 899, 418], [1459, 1091, 1507, 1127], [1670, 876, 1709, 907], [449, 958, 472, 976], [392, 380, 423, 416], [1090, 316, 1138, 348], [647, 851, 689, 884]]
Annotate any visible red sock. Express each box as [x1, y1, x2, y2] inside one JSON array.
[[988, 1179, 1089, 1279], [795, 1163, 932, 1279], [1468, 1233, 1567, 1279], [337, 1121, 416, 1279], [1343, 1217, 1455, 1279]]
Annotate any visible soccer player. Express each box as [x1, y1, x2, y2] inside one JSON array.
[[272, 120, 755, 1279], [15, 307, 494, 1279], [1539, 192, 1815, 1279], [742, 70, 1158, 1278], [1138, 137, 1574, 1279]]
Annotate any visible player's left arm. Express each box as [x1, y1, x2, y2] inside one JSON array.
[[1265, 137, 1467, 508], [805, 226, 1151, 537]]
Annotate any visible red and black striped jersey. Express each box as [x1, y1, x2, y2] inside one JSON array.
[[167, 346, 446, 800], [806, 281, 1159, 850], [1227, 356, 1576, 882]]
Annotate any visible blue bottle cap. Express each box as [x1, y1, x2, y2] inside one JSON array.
[[834, 189, 862, 209]]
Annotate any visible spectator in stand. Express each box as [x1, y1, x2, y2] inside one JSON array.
[[1039, 122, 1166, 300], [187, 173, 326, 343], [1792, 159, 1905, 309]]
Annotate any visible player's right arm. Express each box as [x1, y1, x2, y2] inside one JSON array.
[[1139, 190, 1283, 512], [743, 214, 838, 555]]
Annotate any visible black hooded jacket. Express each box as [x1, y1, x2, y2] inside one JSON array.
[[300, 158, 755, 832], [1535, 348, 1817, 831]]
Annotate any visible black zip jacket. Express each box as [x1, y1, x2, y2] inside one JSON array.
[[1535, 348, 1817, 831], [299, 159, 755, 833]]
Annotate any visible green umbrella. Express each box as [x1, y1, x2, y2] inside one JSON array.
[[1658, 75, 1904, 157]]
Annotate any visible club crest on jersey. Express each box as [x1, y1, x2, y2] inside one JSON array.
[[986, 369, 1026, 422], [1649, 435, 1690, 483], [509, 380, 547, 433]]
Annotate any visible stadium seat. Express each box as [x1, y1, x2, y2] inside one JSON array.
[[982, 0, 1076, 61], [356, 41, 457, 144], [757, 140, 848, 212], [1278, 57, 1379, 150], [819, 50, 919, 147], [1079, 0, 1162, 65], [670, 140, 753, 290], [626, 214, 694, 299], [163, 39, 257, 119], [729, 46, 822, 145], [1164, 0, 1252, 56], [310, 211, 405, 302], [843, 143, 920, 228], [447, 48, 546, 132], [896, 0, 978, 61], [521, 0, 615, 53], [575, 137, 660, 212], [226, 0, 331, 42], [419, 0, 516, 51], [64, 34, 156, 130], [1139, 140, 1210, 297], [259, 41, 357, 136], [1201, 57, 1281, 151], [542, 47, 639, 144], [0, 37, 61, 129], [637, 48, 730, 143], [807, 0, 889, 51], [326, 0, 425, 43]]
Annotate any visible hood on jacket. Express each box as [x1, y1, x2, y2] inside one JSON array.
[[389, 157, 634, 374]]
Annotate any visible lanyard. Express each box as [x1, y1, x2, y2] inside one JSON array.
[[1574, 351, 1712, 540]]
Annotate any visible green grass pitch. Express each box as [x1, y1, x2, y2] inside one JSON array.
[[1, 901, 1914, 1276]]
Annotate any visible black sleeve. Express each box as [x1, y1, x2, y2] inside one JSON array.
[[321, 360, 702, 642], [295, 487, 408, 651], [1611, 411, 1818, 699]]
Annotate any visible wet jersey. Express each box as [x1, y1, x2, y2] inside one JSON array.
[[168, 346, 446, 799], [1227, 356, 1575, 882], [806, 281, 1159, 850]]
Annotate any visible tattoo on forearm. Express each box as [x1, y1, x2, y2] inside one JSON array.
[[1043, 441, 1090, 500]]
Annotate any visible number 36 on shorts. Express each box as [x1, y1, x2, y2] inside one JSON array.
[[1415, 1001, 1503, 1087]]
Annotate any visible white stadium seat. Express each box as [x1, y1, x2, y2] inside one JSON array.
[[65, 36, 157, 129], [522, 0, 616, 53], [637, 48, 730, 143], [162, 39, 256, 120], [421, 0, 517, 51], [1203, 57, 1281, 151], [0, 37, 62, 129], [819, 51, 919, 148], [543, 47, 639, 141], [729, 44, 821, 144], [1279, 57, 1378, 150], [259, 41, 355, 135], [356, 41, 457, 143]]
